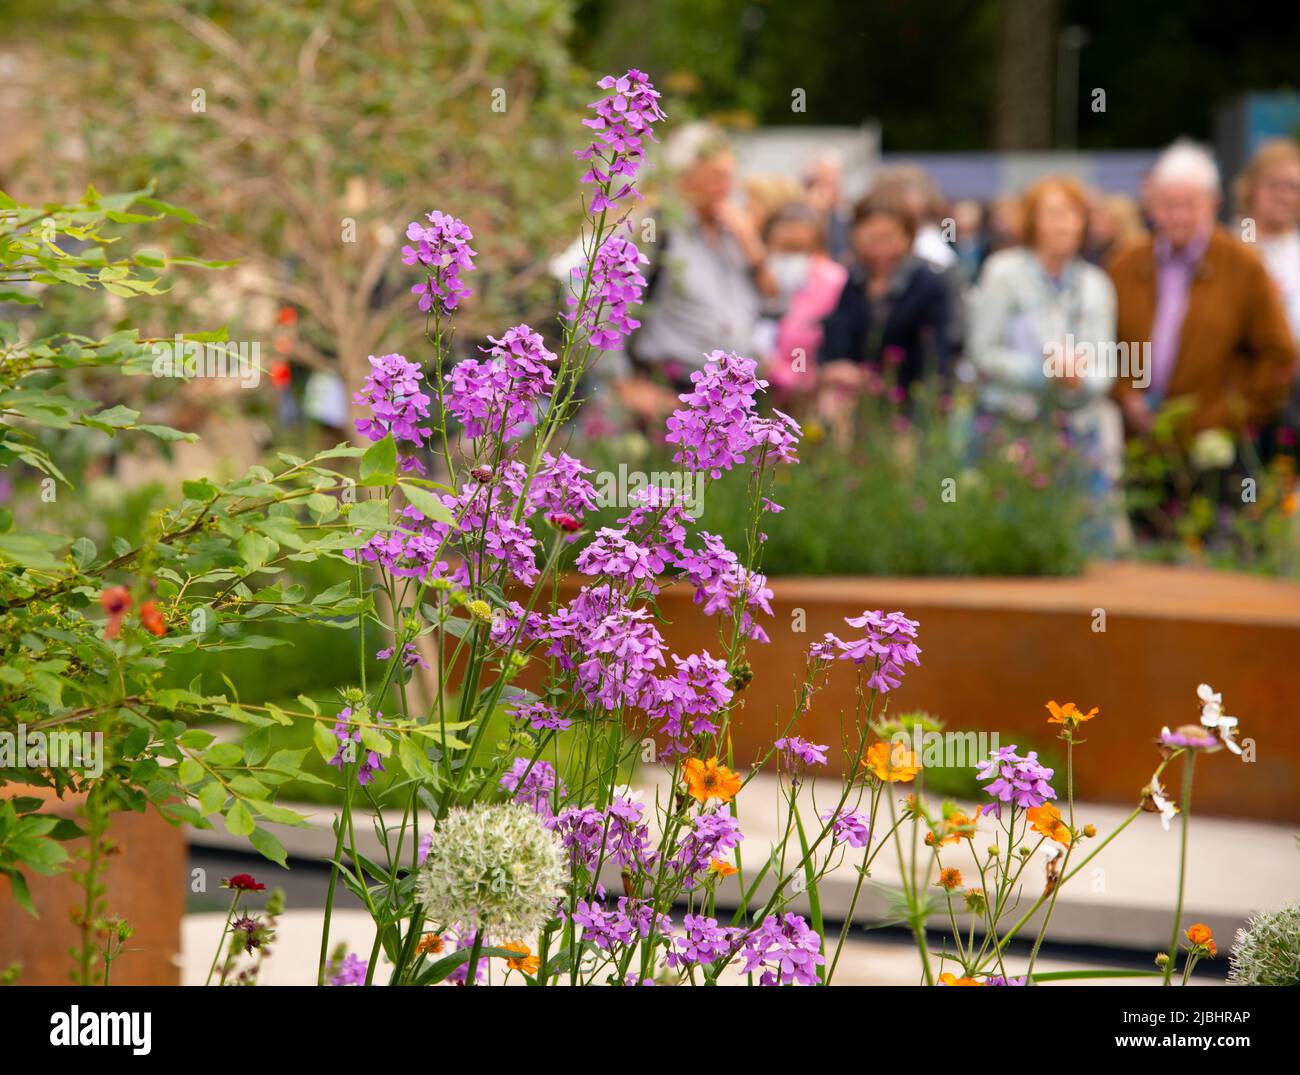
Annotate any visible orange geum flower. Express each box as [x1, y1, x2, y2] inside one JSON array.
[[1185, 923, 1216, 957], [1046, 700, 1098, 727], [1026, 802, 1073, 847], [709, 858, 738, 877], [937, 867, 963, 891], [682, 757, 742, 804], [415, 933, 445, 955], [501, 942, 540, 974], [930, 805, 983, 847], [139, 599, 168, 637], [938, 972, 983, 986], [864, 740, 922, 783]]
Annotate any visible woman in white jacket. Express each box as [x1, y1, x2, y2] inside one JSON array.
[[969, 176, 1127, 550]]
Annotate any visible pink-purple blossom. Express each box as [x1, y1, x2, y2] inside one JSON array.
[[568, 230, 648, 349], [822, 807, 871, 848], [976, 745, 1057, 815], [737, 913, 825, 986], [445, 324, 556, 441], [402, 210, 476, 314], [776, 736, 829, 768], [576, 69, 666, 210]]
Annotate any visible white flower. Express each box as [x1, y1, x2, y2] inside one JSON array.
[[416, 802, 566, 938], [612, 784, 645, 806], [1190, 428, 1235, 470], [1197, 682, 1223, 726], [1146, 775, 1179, 831], [1196, 683, 1244, 755]]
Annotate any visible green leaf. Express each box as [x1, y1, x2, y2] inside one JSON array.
[[249, 826, 288, 868], [237, 531, 278, 571], [224, 800, 255, 837], [398, 481, 454, 524], [198, 782, 227, 816], [358, 435, 397, 486], [313, 721, 339, 764], [205, 742, 243, 768]]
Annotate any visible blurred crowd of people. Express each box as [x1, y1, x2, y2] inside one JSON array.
[[601, 123, 1300, 549]]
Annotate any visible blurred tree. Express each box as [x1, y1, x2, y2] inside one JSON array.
[[574, 0, 1300, 151], [993, 0, 1058, 150], [19, 0, 590, 420]]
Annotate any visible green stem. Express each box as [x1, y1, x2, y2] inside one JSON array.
[[1162, 751, 1196, 985]]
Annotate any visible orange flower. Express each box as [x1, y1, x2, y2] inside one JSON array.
[[937, 867, 963, 891], [864, 740, 922, 783], [709, 858, 738, 877], [1046, 700, 1098, 727], [1026, 803, 1073, 847], [1185, 923, 1216, 956], [930, 806, 983, 847], [501, 942, 540, 974], [415, 933, 445, 955], [938, 972, 983, 986], [139, 599, 168, 637], [682, 757, 742, 804]]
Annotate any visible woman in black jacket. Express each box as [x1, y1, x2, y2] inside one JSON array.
[[818, 193, 950, 409]]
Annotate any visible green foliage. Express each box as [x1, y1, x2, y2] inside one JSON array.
[[579, 388, 1089, 577], [0, 188, 382, 903]]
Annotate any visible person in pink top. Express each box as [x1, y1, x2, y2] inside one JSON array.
[[760, 202, 848, 402]]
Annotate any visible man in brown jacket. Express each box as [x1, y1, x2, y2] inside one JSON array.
[[1109, 141, 1295, 436]]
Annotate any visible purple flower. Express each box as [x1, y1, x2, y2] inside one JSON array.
[[775, 736, 829, 768], [822, 807, 871, 848], [645, 650, 733, 744], [510, 699, 572, 733], [976, 745, 1057, 815], [575, 527, 670, 587], [548, 805, 606, 872], [664, 351, 772, 478], [669, 808, 744, 883], [567, 229, 648, 349], [328, 706, 385, 785], [499, 757, 565, 817], [375, 641, 429, 670], [604, 791, 655, 871], [444, 324, 555, 442], [576, 70, 666, 210], [353, 352, 433, 470], [402, 210, 476, 314], [826, 610, 921, 693], [569, 898, 671, 952], [1159, 725, 1219, 750], [737, 913, 825, 986], [527, 452, 599, 522], [983, 974, 1027, 985], [676, 531, 774, 643], [666, 914, 739, 969], [329, 953, 367, 986], [540, 584, 667, 712]]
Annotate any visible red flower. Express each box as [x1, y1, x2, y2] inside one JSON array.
[[547, 512, 582, 533], [139, 599, 168, 637], [100, 585, 132, 616], [277, 305, 298, 326], [222, 874, 266, 892], [100, 586, 132, 640]]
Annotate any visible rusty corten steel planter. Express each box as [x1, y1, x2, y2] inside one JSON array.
[[0, 791, 185, 985], [530, 562, 1300, 822]]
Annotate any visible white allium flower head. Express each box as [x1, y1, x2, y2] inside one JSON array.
[[416, 802, 566, 938]]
